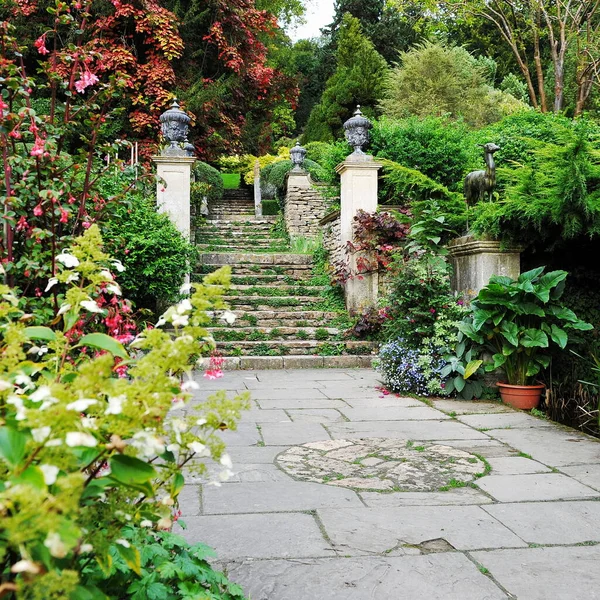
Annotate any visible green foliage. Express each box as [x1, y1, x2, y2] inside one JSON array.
[[380, 43, 528, 128], [86, 528, 246, 599], [221, 173, 241, 189], [192, 162, 224, 204], [101, 196, 198, 314], [304, 14, 388, 142], [456, 268, 593, 386], [261, 199, 280, 216], [372, 116, 476, 190], [0, 227, 250, 598], [471, 124, 600, 247], [261, 159, 323, 202]]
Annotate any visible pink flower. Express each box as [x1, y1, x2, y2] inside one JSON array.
[[30, 137, 45, 157], [34, 35, 49, 55], [33, 204, 43, 216], [429, 308, 436, 314], [9, 128, 22, 139], [203, 369, 223, 380], [59, 208, 69, 223], [82, 221, 91, 229], [16, 216, 29, 232], [74, 71, 99, 94]]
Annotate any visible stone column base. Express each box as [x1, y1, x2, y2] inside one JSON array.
[[447, 235, 521, 298]]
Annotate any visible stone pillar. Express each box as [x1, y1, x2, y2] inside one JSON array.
[[335, 156, 383, 312], [447, 235, 521, 298], [153, 155, 195, 241]]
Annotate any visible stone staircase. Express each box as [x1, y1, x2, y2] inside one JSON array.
[[195, 190, 376, 369]]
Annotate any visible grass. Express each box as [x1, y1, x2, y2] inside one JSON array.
[[221, 173, 240, 189]]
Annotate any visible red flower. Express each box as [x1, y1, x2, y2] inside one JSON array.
[[34, 35, 49, 55]]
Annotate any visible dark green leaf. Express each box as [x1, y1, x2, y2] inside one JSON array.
[[0, 427, 27, 468], [454, 376, 466, 392], [520, 329, 549, 348], [500, 321, 518, 346], [109, 455, 157, 487], [518, 267, 544, 283], [550, 325, 568, 349], [23, 326, 56, 342], [492, 354, 507, 369]]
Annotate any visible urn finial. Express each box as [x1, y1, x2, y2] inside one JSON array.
[[343, 105, 372, 156]]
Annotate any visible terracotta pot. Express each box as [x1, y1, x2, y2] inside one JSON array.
[[497, 382, 545, 410]]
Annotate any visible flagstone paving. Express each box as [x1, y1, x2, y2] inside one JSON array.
[[180, 368, 600, 599]]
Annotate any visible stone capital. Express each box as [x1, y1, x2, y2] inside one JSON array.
[[152, 155, 196, 166], [335, 156, 383, 175]]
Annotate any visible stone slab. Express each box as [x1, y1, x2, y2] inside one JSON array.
[[342, 396, 424, 408], [259, 422, 330, 445], [320, 387, 388, 400], [225, 554, 508, 600], [216, 423, 262, 446], [240, 356, 284, 370], [561, 464, 600, 491], [180, 513, 333, 560], [178, 485, 201, 516], [226, 445, 289, 464], [249, 388, 327, 400], [360, 487, 493, 507], [317, 505, 526, 553], [257, 369, 355, 381], [328, 421, 490, 441], [283, 356, 325, 369], [458, 412, 554, 430], [475, 473, 599, 502], [471, 546, 600, 600], [257, 398, 350, 410], [339, 406, 450, 421], [484, 501, 600, 545], [487, 427, 600, 466], [188, 463, 291, 484], [240, 409, 291, 423], [430, 439, 519, 459], [431, 399, 513, 415], [202, 481, 362, 514], [487, 457, 552, 475], [287, 409, 346, 423]]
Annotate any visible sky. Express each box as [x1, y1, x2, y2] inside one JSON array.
[[286, 0, 335, 41]]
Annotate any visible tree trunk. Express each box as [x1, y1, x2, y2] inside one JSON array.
[[533, 25, 548, 112]]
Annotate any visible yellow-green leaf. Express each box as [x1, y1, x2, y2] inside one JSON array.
[[464, 360, 483, 380], [78, 333, 128, 359]]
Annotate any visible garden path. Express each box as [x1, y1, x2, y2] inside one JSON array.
[[178, 368, 600, 599]]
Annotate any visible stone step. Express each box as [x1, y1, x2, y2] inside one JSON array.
[[198, 252, 313, 266], [195, 237, 276, 245], [228, 274, 317, 285], [223, 295, 323, 307], [200, 225, 274, 233], [216, 339, 377, 356], [209, 326, 340, 341], [227, 284, 327, 294], [196, 243, 289, 252], [199, 355, 374, 369], [196, 265, 313, 278], [205, 218, 276, 225], [210, 310, 339, 327]]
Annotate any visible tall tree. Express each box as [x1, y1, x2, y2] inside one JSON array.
[[303, 14, 388, 142], [434, 0, 600, 115]]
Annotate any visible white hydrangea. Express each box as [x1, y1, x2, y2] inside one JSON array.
[[65, 432, 98, 447], [66, 398, 98, 412], [56, 252, 80, 268]]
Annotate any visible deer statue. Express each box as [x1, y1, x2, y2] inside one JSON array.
[[464, 142, 501, 207]]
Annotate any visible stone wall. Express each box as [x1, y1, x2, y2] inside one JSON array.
[[284, 172, 328, 239], [320, 211, 343, 270]]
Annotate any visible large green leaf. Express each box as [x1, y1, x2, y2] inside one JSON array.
[[500, 321, 519, 346], [23, 326, 56, 342], [492, 354, 507, 369], [110, 455, 157, 486], [472, 309, 494, 332], [464, 360, 483, 380], [520, 329, 549, 348], [453, 376, 466, 392], [518, 267, 544, 283], [116, 543, 141, 576], [0, 427, 27, 468], [514, 303, 545, 317], [569, 320, 594, 331], [550, 325, 568, 349], [548, 305, 578, 323], [534, 271, 568, 302], [79, 333, 128, 359]]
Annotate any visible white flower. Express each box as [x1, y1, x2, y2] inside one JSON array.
[[44, 277, 58, 292], [220, 310, 237, 325], [177, 299, 193, 314], [80, 300, 103, 313], [81, 416, 97, 430], [112, 259, 126, 273], [57, 303, 72, 316], [105, 395, 125, 415], [99, 270, 114, 281], [56, 252, 80, 268], [171, 314, 189, 327], [160, 496, 174, 506], [66, 432, 97, 447], [105, 284, 121, 296], [0, 379, 11, 391], [115, 539, 130, 548], [219, 468, 235, 482], [220, 453, 233, 469], [179, 282, 193, 295], [45, 438, 63, 447], [11, 560, 40, 574], [187, 441, 208, 455], [29, 386, 51, 403], [44, 532, 68, 558], [131, 431, 165, 459], [31, 426, 51, 443], [181, 380, 199, 392], [40, 397, 58, 411], [14, 374, 32, 389], [7, 396, 26, 420], [80, 544, 93, 554], [140, 520, 153, 528], [66, 272, 80, 284], [166, 443, 180, 452], [27, 346, 48, 356], [196, 418, 207, 426], [155, 317, 167, 328], [40, 464, 59, 485], [66, 398, 98, 412], [171, 419, 187, 433], [157, 517, 172, 530]]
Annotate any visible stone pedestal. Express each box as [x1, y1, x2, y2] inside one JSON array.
[[335, 156, 382, 312], [153, 155, 195, 241], [448, 235, 521, 298]]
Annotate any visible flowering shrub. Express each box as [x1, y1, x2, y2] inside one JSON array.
[[376, 340, 446, 396], [0, 227, 250, 598], [345, 306, 391, 340]]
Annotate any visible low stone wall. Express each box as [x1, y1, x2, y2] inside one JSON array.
[[284, 172, 328, 239], [320, 210, 343, 269]]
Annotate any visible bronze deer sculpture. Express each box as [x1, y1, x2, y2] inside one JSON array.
[[464, 142, 501, 206]]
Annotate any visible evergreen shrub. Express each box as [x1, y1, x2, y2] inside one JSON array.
[[192, 161, 224, 204]]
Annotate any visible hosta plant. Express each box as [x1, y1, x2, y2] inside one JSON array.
[[457, 267, 593, 386], [0, 227, 250, 598]]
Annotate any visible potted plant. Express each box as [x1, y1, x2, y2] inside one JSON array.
[[456, 267, 593, 409]]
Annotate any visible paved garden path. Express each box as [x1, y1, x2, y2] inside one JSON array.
[[180, 368, 600, 599]]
